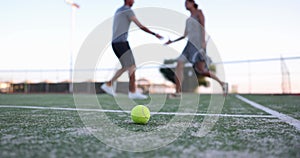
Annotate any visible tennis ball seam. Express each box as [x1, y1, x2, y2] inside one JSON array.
[[142, 106, 146, 118], [142, 106, 150, 119]]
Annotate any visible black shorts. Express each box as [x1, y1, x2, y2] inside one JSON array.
[[112, 42, 135, 68]]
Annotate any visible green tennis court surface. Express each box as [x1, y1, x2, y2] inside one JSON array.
[[0, 94, 299, 157]]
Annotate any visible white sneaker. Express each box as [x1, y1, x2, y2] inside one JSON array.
[[128, 92, 148, 100], [101, 83, 116, 96], [167, 93, 181, 99]]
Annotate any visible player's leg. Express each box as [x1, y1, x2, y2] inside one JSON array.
[[194, 62, 222, 84], [194, 61, 228, 95], [167, 59, 185, 99], [175, 60, 184, 93], [101, 42, 131, 96], [168, 44, 189, 98], [127, 65, 136, 93], [127, 64, 148, 99], [106, 68, 127, 86], [101, 68, 127, 96], [118, 44, 147, 99]]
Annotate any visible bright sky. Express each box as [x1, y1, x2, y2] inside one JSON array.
[[0, 0, 300, 93]]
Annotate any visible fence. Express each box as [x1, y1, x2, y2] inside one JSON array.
[[0, 56, 299, 94]]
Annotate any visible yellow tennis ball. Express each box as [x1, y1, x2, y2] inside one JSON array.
[[131, 105, 151, 124]]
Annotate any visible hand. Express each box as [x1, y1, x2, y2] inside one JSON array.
[[164, 39, 172, 45], [155, 34, 163, 39]]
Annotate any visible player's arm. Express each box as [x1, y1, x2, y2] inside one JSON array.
[[130, 16, 162, 39], [198, 10, 206, 49], [164, 30, 187, 45]]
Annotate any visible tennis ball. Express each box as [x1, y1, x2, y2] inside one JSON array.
[[131, 105, 150, 124]]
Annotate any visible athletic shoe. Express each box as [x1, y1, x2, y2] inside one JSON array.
[[167, 93, 182, 99], [222, 82, 228, 96], [128, 92, 148, 100], [101, 83, 116, 96]]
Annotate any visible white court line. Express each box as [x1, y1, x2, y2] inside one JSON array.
[[236, 95, 300, 131], [0, 105, 276, 118]]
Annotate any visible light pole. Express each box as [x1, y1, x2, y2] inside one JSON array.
[[65, 0, 79, 93]]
